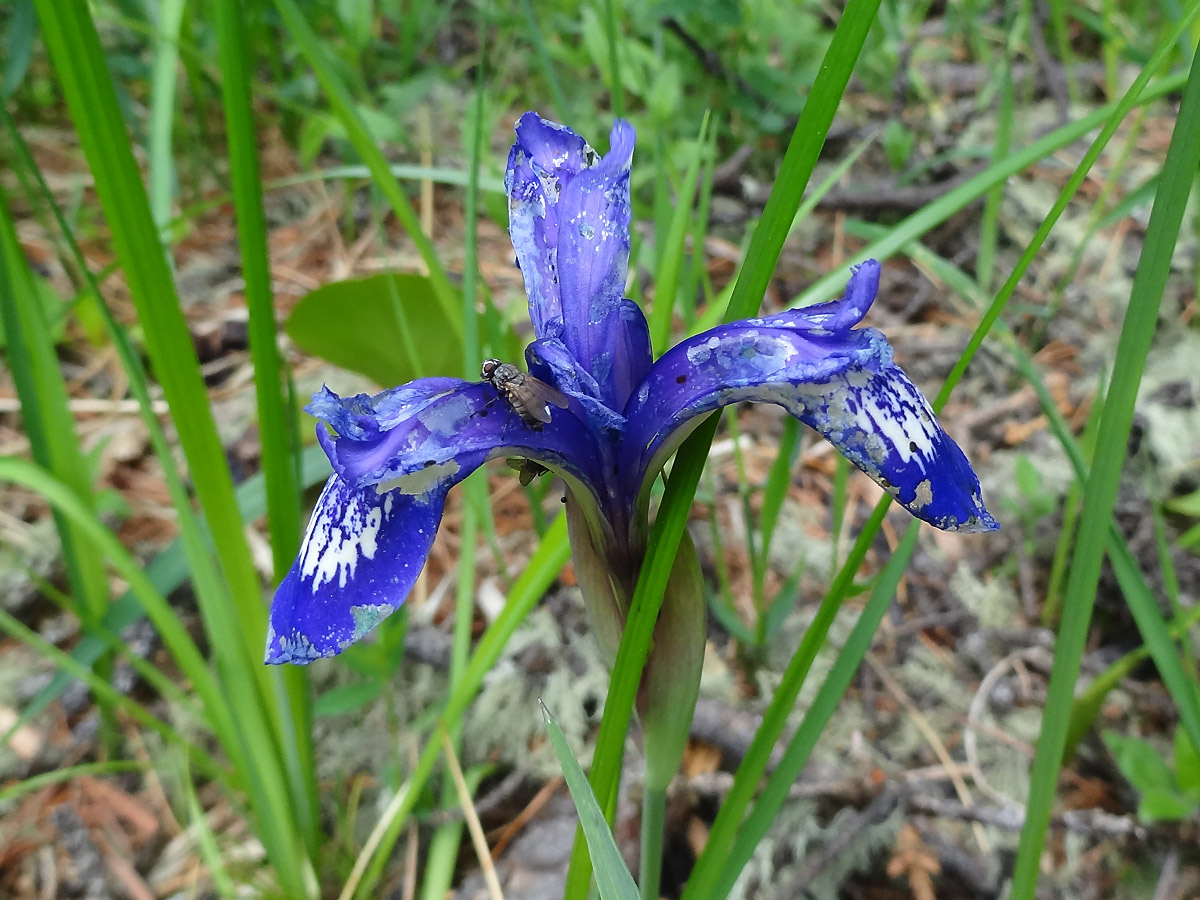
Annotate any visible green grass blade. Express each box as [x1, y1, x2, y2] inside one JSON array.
[[32, 3, 315, 890], [352, 516, 571, 899], [794, 78, 1194, 312], [213, 0, 316, 851], [679, 499, 890, 900], [147, 0, 184, 230], [270, 0, 461, 336], [0, 190, 109, 631], [603, 0, 625, 119], [649, 114, 710, 355], [1010, 39, 1200, 900], [542, 702, 640, 900], [563, 6, 885, 897], [0, 761, 145, 806], [711, 522, 920, 898], [213, 0, 301, 582]]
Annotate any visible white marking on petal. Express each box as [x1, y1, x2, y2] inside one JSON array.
[[299, 482, 385, 591]]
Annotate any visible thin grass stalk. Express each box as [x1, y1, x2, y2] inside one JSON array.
[[0, 106, 259, 737], [0, 188, 114, 746], [649, 114, 710, 355], [679, 498, 890, 900], [270, 0, 462, 334], [420, 20, 490, 896], [519, 0, 569, 120], [147, 0, 184, 230], [352, 517, 571, 898], [213, 0, 317, 850], [603, 0, 624, 119], [1011, 45, 1200, 889], [710, 521, 921, 898], [793, 75, 1195, 310], [563, 5, 884, 896], [32, 3, 313, 891]]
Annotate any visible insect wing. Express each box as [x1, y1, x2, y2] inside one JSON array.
[[508, 375, 569, 425]]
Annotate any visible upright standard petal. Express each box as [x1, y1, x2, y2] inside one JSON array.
[[623, 268, 997, 533], [506, 114, 636, 401], [266, 476, 445, 663]]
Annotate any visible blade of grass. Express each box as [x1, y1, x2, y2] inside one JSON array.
[[603, 0, 624, 119], [421, 25, 492, 899], [648, 113, 710, 355], [563, 5, 885, 896], [0, 189, 111, 700], [213, 0, 315, 850], [793, 76, 1193, 311], [0, 605, 223, 778], [0, 761, 145, 806], [33, 3, 316, 890], [710, 521, 920, 898], [541, 702, 639, 900], [848, 219, 1200, 767], [1010, 40, 1200, 900], [691, 15, 1200, 897], [270, 0, 461, 337], [147, 0, 184, 231], [679, 498, 890, 900], [350, 515, 571, 899]]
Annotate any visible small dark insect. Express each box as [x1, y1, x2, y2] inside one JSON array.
[[506, 456, 550, 486], [480, 358, 569, 430]]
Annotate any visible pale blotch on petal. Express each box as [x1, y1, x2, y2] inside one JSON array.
[[350, 603, 392, 642], [376, 459, 461, 496], [419, 394, 478, 436], [299, 485, 391, 590]]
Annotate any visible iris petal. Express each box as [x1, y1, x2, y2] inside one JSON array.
[[265, 476, 445, 664], [506, 113, 635, 397], [624, 269, 997, 533], [310, 380, 607, 499]]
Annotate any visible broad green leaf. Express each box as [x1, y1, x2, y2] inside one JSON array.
[[541, 702, 640, 900], [1138, 787, 1197, 822], [1104, 732, 1176, 794], [1176, 726, 1200, 793], [314, 681, 383, 717], [286, 273, 465, 386]]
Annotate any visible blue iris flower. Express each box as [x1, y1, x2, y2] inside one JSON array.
[[266, 113, 997, 665]]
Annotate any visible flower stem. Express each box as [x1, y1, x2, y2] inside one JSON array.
[[639, 785, 666, 900]]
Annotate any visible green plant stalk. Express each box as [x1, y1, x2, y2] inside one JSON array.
[[0, 188, 114, 746], [639, 785, 666, 900], [603, 0, 624, 119], [213, 0, 316, 852], [422, 38, 489, 883], [33, 3, 314, 891], [519, 0, 569, 121], [847, 219, 1200, 766], [711, 521, 920, 898], [213, 0, 301, 587], [147, 0, 184, 230], [0, 760, 145, 807], [1010, 40, 1200, 900], [542, 702, 640, 900], [0, 604, 225, 776], [679, 499, 890, 900], [648, 114, 710, 354], [352, 517, 571, 898], [794, 75, 1194, 311], [977, 52, 1012, 293], [1, 106, 292, 742], [271, 0, 461, 336], [563, 5, 884, 896], [690, 16, 1196, 890]]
